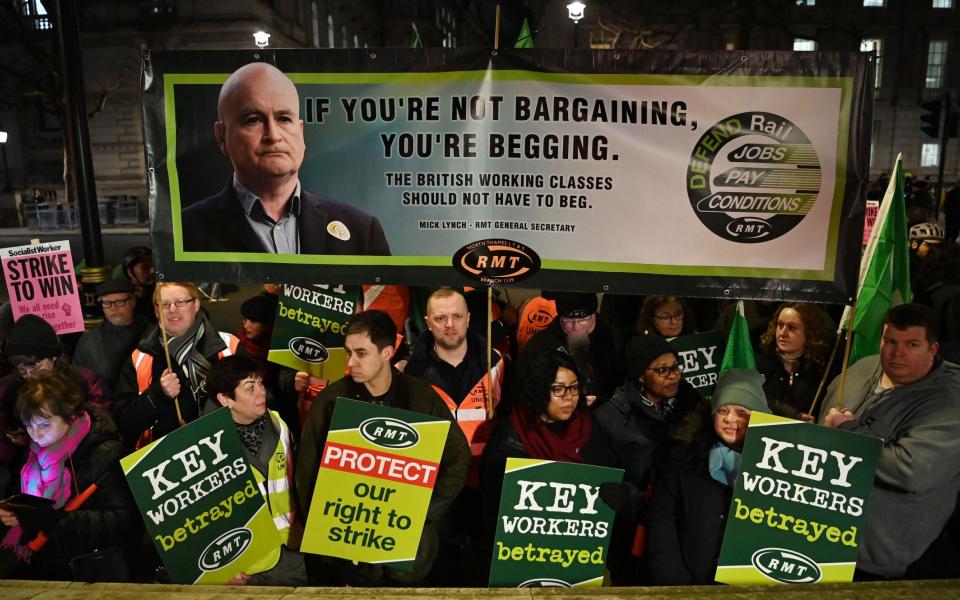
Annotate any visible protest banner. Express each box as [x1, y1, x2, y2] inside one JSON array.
[[301, 398, 450, 570], [488, 458, 623, 588], [267, 283, 360, 379], [1, 240, 84, 334], [120, 408, 282, 584], [715, 412, 881, 585], [143, 49, 870, 302], [669, 330, 724, 396]]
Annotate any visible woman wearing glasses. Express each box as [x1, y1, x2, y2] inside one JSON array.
[[593, 334, 704, 583], [479, 351, 615, 555], [636, 296, 694, 340], [1, 315, 112, 483], [645, 369, 770, 585]]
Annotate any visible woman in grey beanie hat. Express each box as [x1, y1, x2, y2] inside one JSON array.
[[645, 368, 770, 585]]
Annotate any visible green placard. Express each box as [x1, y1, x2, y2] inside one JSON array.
[[267, 283, 359, 379], [669, 330, 724, 396], [715, 412, 882, 585], [301, 398, 450, 570], [120, 408, 282, 584], [488, 458, 624, 588]]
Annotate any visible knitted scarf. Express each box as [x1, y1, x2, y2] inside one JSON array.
[[167, 317, 211, 397], [2, 411, 91, 558], [509, 405, 591, 463]]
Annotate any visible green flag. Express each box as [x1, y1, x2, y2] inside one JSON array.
[[514, 18, 534, 48], [410, 22, 422, 48], [848, 154, 912, 364], [719, 300, 756, 377]]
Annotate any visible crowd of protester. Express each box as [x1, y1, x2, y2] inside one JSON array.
[[0, 235, 958, 586]]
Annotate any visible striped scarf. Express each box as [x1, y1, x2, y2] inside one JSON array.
[[167, 319, 211, 399]]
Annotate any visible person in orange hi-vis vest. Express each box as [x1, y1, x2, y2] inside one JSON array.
[[111, 282, 241, 449], [384, 291, 498, 585], [516, 291, 557, 352], [405, 288, 504, 469]]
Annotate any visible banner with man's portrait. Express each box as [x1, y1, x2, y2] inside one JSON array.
[[143, 48, 871, 302]]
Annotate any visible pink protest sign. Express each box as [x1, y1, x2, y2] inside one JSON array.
[[1, 240, 84, 334], [863, 201, 879, 246]]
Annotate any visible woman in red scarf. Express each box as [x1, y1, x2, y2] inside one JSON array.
[[0, 371, 138, 581], [479, 350, 614, 549]]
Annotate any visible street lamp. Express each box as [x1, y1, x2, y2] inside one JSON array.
[[0, 130, 11, 192], [253, 30, 271, 48], [567, 1, 585, 49]]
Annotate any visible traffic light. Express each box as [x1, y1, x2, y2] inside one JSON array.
[[920, 101, 942, 138], [947, 107, 959, 139]]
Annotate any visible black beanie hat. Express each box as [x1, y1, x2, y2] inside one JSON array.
[[625, 334, 678, 383], [4, 314, 62, 359], [241, 294, 278, 324], [554, 291, 598, 319]]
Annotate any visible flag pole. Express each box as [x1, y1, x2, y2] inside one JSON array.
[[494, 4, 501, 50], [834, 303, 857, 412], [808, 318, 845, 416], [487, 286, 494, 420], [156, 304, 185, 427]]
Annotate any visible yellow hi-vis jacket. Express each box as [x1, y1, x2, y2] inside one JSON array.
[[244, 410, 296, 574]]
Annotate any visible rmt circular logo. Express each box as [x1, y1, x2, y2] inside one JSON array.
[[687, 112, 821, 243]]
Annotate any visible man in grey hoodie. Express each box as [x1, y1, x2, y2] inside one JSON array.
[[821, 303, 960, 579]]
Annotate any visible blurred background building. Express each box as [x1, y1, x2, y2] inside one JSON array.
[[0, 0, 957, 232]]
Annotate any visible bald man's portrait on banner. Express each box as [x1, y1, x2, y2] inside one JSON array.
[[180, 63, 391, 256]]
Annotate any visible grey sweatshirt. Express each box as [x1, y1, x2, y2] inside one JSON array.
[[820, 355, 960, 577]]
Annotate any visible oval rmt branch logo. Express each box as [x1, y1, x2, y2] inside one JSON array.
[[453, 239, 540, 285], [359, 417, 420, 449], [288, 336, 329, 363], [751, 547, 822, 584], [198, 528, 252, 572]]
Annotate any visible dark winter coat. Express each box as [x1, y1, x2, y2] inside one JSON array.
[[112, 319, 237, 447], [755, 347, 828, 420], [73, 316, 150, 391], [645, 433, 732, 585], [18, 407, 140, 581], [593, 378, 704, 490]]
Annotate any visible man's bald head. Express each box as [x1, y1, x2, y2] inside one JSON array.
[[214, 62, 305, 196], [217, 62, 299, 121]]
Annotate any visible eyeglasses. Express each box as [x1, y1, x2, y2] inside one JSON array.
[[647, 364, 683, 378], [13, 360, 44, 376], [654, 310, 684, 323], [560, 316, 593, 327], [156, 298, 196, 311], [100, 297, 131, 308], [549, 383, 581, 397]]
